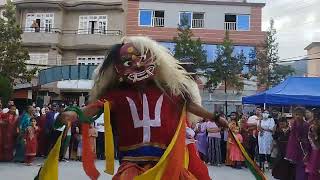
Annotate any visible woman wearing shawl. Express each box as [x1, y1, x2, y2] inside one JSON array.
[[14, 106, 34, 162]]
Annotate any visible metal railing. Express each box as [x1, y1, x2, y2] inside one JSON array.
[[224, 22, 237, 31], [23, 27, 122, 36], [153, 17, 164, 27], [192, 19, 204, 28], [23, 27, 61, 33], [74, 29, 122, 35]]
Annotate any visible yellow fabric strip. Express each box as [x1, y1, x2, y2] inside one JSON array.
[[231, 131, 267, 180], [39, 133, 63, 180], [134, 105, 187, 180], [104, 101, 115, 175], [184, 147, 189, 169]]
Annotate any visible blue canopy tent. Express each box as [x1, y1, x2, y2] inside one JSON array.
[[242, 77, 320, 106]]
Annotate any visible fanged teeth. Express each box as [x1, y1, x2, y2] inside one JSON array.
[[146, 69, 153, 76]]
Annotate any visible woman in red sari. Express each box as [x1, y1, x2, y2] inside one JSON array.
[[0, 105, 18, 161], [37, 107, 49, 156], [24, 118, 39, 165], [0, 102, 4, 161]]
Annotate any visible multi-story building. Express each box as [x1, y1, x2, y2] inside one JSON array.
[[305, 42, 320, 77], [1, 0, 125, 106], [126, 0, 266, 113]]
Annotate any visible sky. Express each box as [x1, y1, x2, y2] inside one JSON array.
[[262, 0, 320, 60]]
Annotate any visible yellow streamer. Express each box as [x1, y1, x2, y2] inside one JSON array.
[[104, 101, 115, 175], [134, 105, 187, 180], [39, 133, 63, 180]]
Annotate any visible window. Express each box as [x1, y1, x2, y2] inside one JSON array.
[[27, 53, 48, 65], [224, 14, 250, 31], [77, 56, 104, 65], [78, 15, 107, 34], [237, 15, 250, 31], [139, 10, 165, 27], [25, 13, 54, 32], [179, 12, 204, 28]]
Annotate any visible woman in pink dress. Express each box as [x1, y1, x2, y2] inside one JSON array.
[[229, 126, 244, 169]]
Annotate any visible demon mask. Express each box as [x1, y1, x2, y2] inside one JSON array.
[[114, 43, 155, 84]]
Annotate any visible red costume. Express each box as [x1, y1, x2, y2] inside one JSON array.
[[0, 112, 18, 161], [38, 38, 212, 180], [25, 126, 39, 164]]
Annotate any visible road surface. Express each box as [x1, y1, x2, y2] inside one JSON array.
[[0, 159, 276, 180]]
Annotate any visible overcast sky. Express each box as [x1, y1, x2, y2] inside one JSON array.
[[262, 0, 320, 60]]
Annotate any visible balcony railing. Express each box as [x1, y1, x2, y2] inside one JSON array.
[[224, 22, 237, 31], [22, 27, 122, 36], [153, 17, 164, 27], [23, 27, 61, 33], [192, 19, 204, 28], [74, 29, 122, 35]]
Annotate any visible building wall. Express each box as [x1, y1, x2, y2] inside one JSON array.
[[62, 9, 124, 32], [307, 44, 320, 77], [139, 2, 251, 30], [127, 0, 265, 46]]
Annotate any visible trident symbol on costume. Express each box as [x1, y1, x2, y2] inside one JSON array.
[[126, 94, 164, 143]]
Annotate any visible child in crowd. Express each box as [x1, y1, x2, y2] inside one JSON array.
[[206, 117, 222, 166], [89, 123, 98, 158], [76, 127, 82, 161], [24, 118, 39, 166], [229, 126, 244, 169]]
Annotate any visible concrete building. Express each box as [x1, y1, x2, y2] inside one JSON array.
[[1, 0, 125, 106], [126, 0, 266, 113], [305, 42, 320, 77]]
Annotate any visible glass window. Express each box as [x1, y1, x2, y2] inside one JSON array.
[[237, 15, 250, 31], [179, 12, 192, 27], [139, 10, 153, 26], [193, 13, 204, 20]]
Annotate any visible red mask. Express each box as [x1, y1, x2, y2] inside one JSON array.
[[114, 43, 155, 84]]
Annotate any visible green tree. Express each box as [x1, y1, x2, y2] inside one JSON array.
[[0, 0, 36, 84], [250, 19, 294, 89], [0, 75, 13, 106], [206, 31, 246, 114], [173, 15, 207, 69], [206, 31, 246, 91]]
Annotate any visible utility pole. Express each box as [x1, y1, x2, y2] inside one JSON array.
[[224, 78, 228, 115]]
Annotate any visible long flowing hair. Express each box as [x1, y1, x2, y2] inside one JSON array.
[[89, 36, 202, 122]]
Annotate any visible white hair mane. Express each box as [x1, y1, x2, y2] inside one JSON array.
[[90, 36, 202, 123]]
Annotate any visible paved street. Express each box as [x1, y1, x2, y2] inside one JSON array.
[[0, 159, 275, 180]]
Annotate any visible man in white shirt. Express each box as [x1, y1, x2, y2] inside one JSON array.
[[95, 113, 105, 160]]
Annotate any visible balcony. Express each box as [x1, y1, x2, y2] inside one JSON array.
[[13, 0, 123, 10], [153, 17, 164, 27], [60, 29, 123, 49], [224, 22, 237, 31], [21, 27, 123, 49], [192, 19, 204, 29], [22, 27, 61, 46]]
